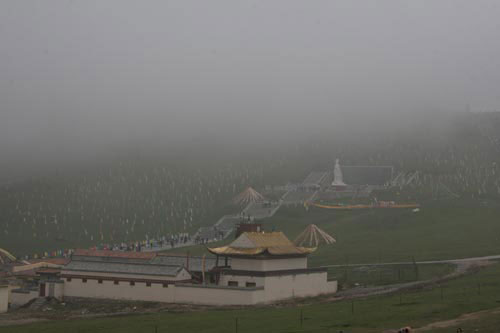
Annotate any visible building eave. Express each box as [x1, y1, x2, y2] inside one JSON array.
[[220, 267, 327, 277], [61, 268, 179, 278], [207, 246, 316, 257], [61, 273, 191, 285]]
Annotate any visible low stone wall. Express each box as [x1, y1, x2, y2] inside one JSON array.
[[9, 288, 38, 307], [262, 271, 336, 302], [174, 284, 264, 305], [61, 276, 337, 306], [64, 278, 176, 303], [63, 278, 266, 305], [327, 280, 338, 293]]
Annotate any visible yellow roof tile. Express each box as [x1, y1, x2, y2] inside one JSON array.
[[207, 232, 316, 256]]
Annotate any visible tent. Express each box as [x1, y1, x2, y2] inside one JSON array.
[[233, 187, 265, 205], [294, 224, 336, 247], [0, 248, 17, 265]]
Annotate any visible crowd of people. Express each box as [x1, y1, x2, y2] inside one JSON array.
[[20, 232, 195, 260]]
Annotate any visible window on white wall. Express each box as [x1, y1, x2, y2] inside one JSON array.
[[228, 281, 238, 287], [246, 282, 256, 288]]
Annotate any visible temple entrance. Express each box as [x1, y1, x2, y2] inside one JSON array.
[[39, 283, 46, 297]]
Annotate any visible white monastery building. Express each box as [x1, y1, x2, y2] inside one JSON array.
[[40, 231, 337, 305]]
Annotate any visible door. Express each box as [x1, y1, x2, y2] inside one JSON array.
[[39, 283, 46, 297]]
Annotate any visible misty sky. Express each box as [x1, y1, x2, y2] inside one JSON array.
[[1, 1, 500, 166]]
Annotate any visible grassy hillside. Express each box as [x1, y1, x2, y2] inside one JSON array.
[[167, 198, 500, 267], [2, 113, 500, 331], [2, 111, 500, 259], [270, 199, 500, 266]]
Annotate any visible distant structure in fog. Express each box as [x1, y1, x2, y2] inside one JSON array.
[[339, 164, 393, 188], [281, 158, 394, 204], [331, 158, 347, 190]]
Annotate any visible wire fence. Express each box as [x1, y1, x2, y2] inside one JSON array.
[[69, 323, 353, 333]]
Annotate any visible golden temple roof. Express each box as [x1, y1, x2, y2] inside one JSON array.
[[207, 232, 316, 257]]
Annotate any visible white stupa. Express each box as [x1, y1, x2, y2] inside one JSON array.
[[331, 158, 347, 190]]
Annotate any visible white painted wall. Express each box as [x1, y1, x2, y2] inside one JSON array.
[[174, 285, 264, 305], [9, 290, 38, 307], [177, 269, 191, 280], [64, 279, 177, 302], [230, 257, 307, 271], [219, 274, 265, 287], [63, 279, 264, 305], [59, 269, 336, 305], [217, 271, 336, 299], [0, 286, 8, 313], [262, 271, 337, 302]]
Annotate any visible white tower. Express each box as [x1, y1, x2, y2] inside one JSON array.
[[332, 158, 346, 187]]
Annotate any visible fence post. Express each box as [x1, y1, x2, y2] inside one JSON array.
[[412, 256, 419, 280]]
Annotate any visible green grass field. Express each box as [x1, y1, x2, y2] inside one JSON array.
[[329, 263, 454, 288], [169, 198, 500, 267], [273, 199, 500, 266]]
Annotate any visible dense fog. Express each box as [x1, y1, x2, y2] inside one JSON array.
[[1, 1, 500, 180]]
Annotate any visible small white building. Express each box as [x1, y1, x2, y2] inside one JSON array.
[[44, 231, 336, 305]]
